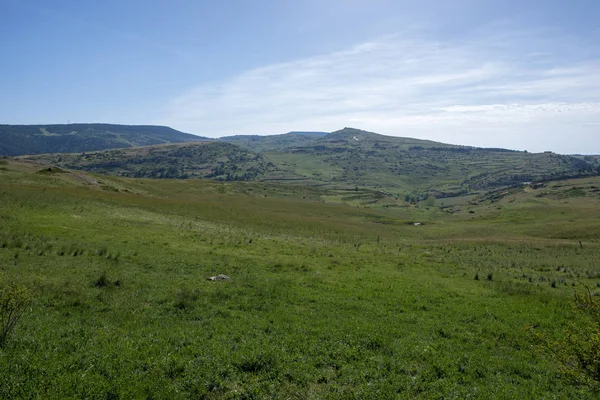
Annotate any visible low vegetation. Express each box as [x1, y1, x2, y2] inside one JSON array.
[[0, 284, 31, 348], [0, 159, 599, 398], [24, 142, 273, 180], [533, 287, 600, 390]]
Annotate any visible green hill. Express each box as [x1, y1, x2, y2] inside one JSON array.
[[257, 128, 597, 195], [0, 123, 208, 156], [221, 128, 454, 153], [573, 154, 600, 168], [21, 141, 273, 180], [13, 126, 598, 199], [220, 131, 328, 152]]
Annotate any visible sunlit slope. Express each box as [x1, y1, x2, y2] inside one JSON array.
[[0, 159, 599, 398], [260, 128, 597, 194]]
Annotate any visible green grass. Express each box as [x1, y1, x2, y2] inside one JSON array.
[[0, 160, 600, 398]]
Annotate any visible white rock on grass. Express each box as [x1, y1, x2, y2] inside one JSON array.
[[206, 274, 231, 281]]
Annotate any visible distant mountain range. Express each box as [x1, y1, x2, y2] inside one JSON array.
[[0, 123, 208, 156], [11, 124, 598, 196], [221, 127, 596, 195]]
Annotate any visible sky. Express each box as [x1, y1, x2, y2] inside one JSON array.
[[2, 0, 600, 153]]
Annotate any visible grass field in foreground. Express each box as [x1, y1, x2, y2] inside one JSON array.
[[0, 160, 599, 398]]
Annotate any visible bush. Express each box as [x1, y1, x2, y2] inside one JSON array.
[[93, 271, 121, 288], [533, 287, 600, 390], [93, 271, 110, 288], [0, 284, 31, 348], [173, 288, 199, 310]]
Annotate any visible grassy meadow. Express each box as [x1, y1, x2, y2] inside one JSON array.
[[1, 159, 600, 398]]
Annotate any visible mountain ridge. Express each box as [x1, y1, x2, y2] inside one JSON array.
[[0, 123, 208, 156], [15, 125, 598, 198]]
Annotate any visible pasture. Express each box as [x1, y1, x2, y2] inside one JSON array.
[[0, 159, 599, 398]]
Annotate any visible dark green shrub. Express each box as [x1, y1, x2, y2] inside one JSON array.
[[235, 353, 275, 373], [533, 287, 600, 390], [93, 271, 110, 287], [173, 288, 199, 310], [0, 284, 31, 348]]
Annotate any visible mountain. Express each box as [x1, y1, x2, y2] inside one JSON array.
[[0, 123, 208, 156], [256, 128, 597, 195], [286, 131, 328, 136], [220, 131, 329, 152], [21, 141, 273, 180], [572, 154, 600, 168], [220, 128, 455, 153], [14, 126, 598, 198]]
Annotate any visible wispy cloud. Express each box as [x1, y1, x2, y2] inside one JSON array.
[[159, 27, 600, 153]]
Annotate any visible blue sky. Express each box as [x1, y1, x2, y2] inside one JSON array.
[[2, 0, 600, 153]]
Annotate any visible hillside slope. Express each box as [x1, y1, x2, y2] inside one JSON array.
[[0, 123, 208, 156], [1, 158, 600, 398], [259, 128, 597, 195], [12, 126, 598, 197], [21, 141, 273, 180], [220, 131, 328, 152]]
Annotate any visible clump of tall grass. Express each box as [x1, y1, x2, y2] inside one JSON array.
[[533, 286, 600, 390], [0, 284, 32, 348], [173, 288, 199, 310], [93, 271, 121, 288]]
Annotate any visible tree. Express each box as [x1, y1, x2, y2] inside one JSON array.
[[424, 195, 436, 207]]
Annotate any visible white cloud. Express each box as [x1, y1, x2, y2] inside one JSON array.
[[158, 28, 600, 153]]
